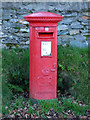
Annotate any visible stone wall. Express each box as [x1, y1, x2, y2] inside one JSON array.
[[1, 2, 89, 48]]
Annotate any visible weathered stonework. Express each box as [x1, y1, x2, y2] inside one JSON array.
[[1, 2, 89, 48]]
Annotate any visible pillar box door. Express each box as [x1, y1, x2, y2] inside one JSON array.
[[24, 11, 63, 100]]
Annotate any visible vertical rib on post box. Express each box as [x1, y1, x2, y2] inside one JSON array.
[[24, 11, 63, 100]]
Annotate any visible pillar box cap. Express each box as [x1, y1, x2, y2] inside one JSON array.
[[24, 11, 63, 23]]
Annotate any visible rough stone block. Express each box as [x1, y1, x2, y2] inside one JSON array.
[[26, 41, 29, 45], [20, 28, 29, 33], [0, 26, 1, 31], [0, 20, 2, 25], [70, 30, 80, 35], [58, 30, 69, 35], [60, 18, 74, 25], [18, 19, 29, 25], [64, 12, 77, 17], [81, 22, 88, 26], [58, 25, 68, 31], [71, 21, 83, 29], [70, 40, 88, 48], [14, 33, 29, 38], [73, 35, 86, 41], [80, 29, 88, 33], [0, 32, 8, 38], [10, 19, 18, 23]]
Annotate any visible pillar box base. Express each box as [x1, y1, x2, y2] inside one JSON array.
[[30, 98, 58, 105]]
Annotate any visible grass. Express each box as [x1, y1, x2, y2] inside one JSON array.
[[60, 97, 89, 116], [1, 45, 89, 117], [37, 98, 90, 117], [57, 46, 89, 103], [0, 49, 2, 118], [2, 95, 90, 118], [2, 48, 29, 91]]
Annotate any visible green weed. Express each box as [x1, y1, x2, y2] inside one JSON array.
[[57, 46, 89, 103], [2, 48, 29, 92], [8, 84, 24, 93], [28, 106, 35, 114]]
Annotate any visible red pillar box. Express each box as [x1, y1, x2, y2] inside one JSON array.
[[24, 11, 63, 100]]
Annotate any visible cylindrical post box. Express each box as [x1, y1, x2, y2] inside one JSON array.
[[24, 11, 63, 100]]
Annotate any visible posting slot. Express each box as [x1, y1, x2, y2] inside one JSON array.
[[38, 32, 53, 38]]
